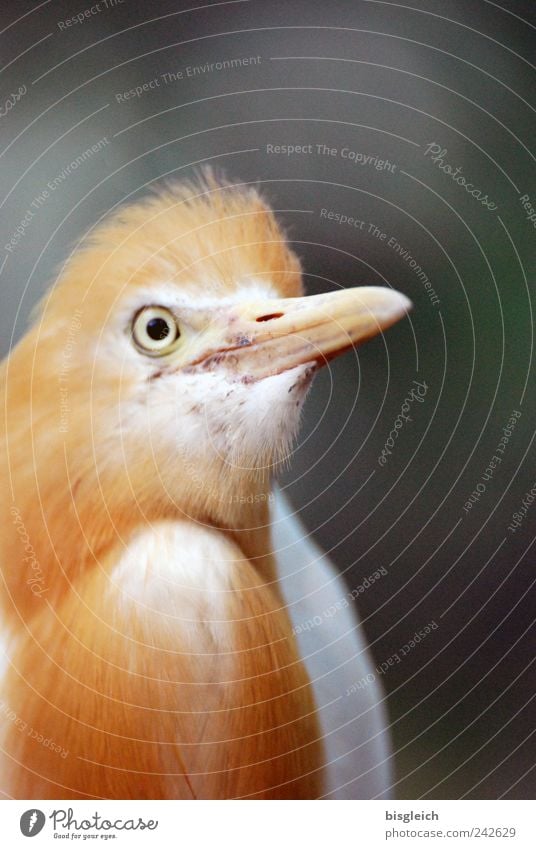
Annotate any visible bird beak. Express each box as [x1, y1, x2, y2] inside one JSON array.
[[194, 286, 411, 380]]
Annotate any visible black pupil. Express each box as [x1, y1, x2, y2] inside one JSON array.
[[146, 317, 171, 341]]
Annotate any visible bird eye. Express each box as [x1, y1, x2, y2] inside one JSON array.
[[132, 306, 180, 355]]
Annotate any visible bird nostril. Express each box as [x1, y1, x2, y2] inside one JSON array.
[[256, 312, 284, 322]]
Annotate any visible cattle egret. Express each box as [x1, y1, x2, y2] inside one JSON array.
[[0, 173, 410, 799]]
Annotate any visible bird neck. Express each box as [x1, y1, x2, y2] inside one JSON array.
[[218, 496, 279, 588], [191, 469, 280, 586], [0, 411, 281, 625], [150, 462, 280, 587]]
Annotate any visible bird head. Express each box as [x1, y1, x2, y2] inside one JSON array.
[[4, 173, 410, 535]]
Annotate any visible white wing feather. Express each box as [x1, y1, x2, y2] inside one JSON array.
[[272, 486, 393, 799]]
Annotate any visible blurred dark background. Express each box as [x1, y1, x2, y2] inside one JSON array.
[[1, 0, 535, 799]]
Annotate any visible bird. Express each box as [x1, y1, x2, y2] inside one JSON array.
[[0, 171, 410, 800]]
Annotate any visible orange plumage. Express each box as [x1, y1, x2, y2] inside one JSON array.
[[0, 172, 409, 798]]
